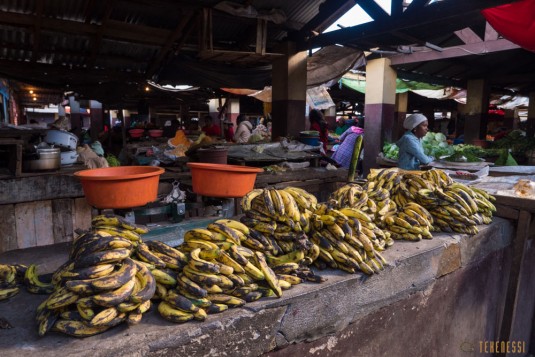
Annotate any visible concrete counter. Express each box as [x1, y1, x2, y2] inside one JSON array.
[[1, 218, 529, 357]]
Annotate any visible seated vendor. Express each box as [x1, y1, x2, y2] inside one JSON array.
[[397, 113, 435, 170], [201, 115, 221, 137]]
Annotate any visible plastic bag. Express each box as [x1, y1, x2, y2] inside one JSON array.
[[163, 181, 185, 203]]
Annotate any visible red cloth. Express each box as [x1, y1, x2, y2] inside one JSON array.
[[310, 122, 329, 152], [482, 0, 535, 52], [202, 124, 221, 137], [224, 126, 234, 142]]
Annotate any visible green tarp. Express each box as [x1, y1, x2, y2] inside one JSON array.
[[341, 77, 443, 94]]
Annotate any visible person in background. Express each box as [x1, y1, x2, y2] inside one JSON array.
[[201, 115, 221, 137], [222, 120, 235, 142], [233, 113, 253, 143], [308, 109, 329, 153], [397, 113, 435, 170], [335, 117, 350, 136], [331, 121, 364, 169]]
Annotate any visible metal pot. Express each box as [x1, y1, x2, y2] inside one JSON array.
[[23, 148, 61, 171], [44, 129, 79, 150]]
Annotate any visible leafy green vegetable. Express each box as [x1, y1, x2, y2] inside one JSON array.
[[382, 142, 399, 160], [444, 152, 482, 163], [106, 154, 121, 167], [494, 149, 518, 166], [422, 131, 454, 158]]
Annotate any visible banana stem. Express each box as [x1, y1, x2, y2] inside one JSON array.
[[348, 135, 363, 182]]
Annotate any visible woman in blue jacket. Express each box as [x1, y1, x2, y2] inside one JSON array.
[[397, 113, 434, 170]]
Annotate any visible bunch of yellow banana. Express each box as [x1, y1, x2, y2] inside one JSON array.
[[425, 183, 495, 235], [383, 203, 434, 241], [0, 263, 26, 301], [159, 242, 283, 323], [238, 187, 321, 281], [421, 168, 454, 188], [328, 184, 368, 210], [91, 214, 149, 235], [365, 168, 403, 192], [241, 187, 316, 227], [309, 207, 389, 275]]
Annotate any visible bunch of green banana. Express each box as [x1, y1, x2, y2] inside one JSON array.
[[0, 263, 26, 301]]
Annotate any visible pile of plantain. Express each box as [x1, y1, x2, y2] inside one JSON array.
[[0, 264, 27, 301], [153, 220, 294, 324], [36, 214, 155, 337], [330, 168, 495, 240], [239, 187, 389, 276]]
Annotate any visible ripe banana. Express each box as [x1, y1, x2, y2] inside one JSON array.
[[53, 319, 109, 337], [24, 264, 54, 294], [92, 277, 136, 307], [254, 252, 282, 298], [215, 219, 250, 235], [158, 301, 195, 323]]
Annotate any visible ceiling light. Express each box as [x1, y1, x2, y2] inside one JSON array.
[[33, 97, 37, 101], [145, 86, 150, 92], [29, 90, 34, 94]]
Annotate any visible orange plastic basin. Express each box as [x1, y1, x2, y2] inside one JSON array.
[[187, 163, 263, 198], [74, 166, 165, 209]]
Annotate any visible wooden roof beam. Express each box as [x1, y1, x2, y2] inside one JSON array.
[[306, 0, 514, 49], [0, 11, 170, 46], [30, 0, 44, 62], [145, 10, 196, 80], [89, 0, 116, 68], [294, 0, 355, 40]]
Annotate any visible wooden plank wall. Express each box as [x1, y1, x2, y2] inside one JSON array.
[[0, 198, 91, 253]]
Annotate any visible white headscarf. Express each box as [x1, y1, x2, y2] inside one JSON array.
[[403, 113, 428, 130]]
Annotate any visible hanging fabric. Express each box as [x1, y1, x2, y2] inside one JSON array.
[[482, 0, 535, 52]]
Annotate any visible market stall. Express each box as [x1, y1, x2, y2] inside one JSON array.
[[1, 167, 533, 355]]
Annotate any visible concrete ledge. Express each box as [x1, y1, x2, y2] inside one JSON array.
[[0, 218, 515, 357]]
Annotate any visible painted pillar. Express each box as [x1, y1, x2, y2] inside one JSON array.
[[363, 58, 397, 175], [464, 79, 489, 144], [89, 100, 103, 142], [69, 96, 82, 138], [394, 92, 408, 140], [325, 106, 337, 130], [272, 42, 307, 140], [527, 92, 535, 138]]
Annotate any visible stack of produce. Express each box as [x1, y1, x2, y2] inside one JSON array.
[[154, 217, 306, 324], [330, 168, 495, 240], [373, 168, 494, 236], [240, 187, 388, 276], [0, 264, 26, 301], [239, 187, 325, 282], [309, 205, 388, 275], [37, 214, 155, 337]]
